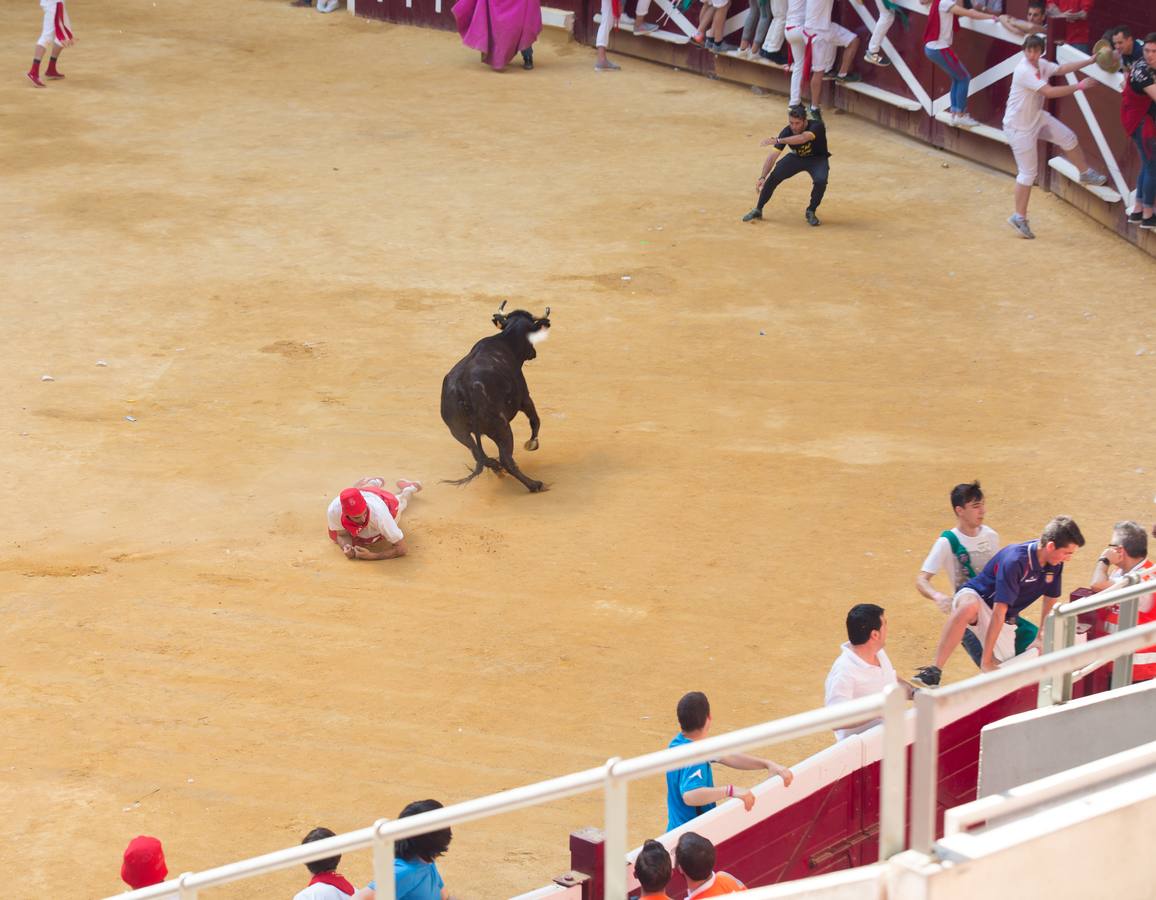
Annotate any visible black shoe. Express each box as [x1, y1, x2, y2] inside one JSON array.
[[742, 208, 763, 222], [1128, 211, 1144, 224], [808, 106, 823, 121], [761, 48, 788, 65], [1142, 216, 1156, 230], [912, 665, 942, 688], [805, 208, 820, 226], [522, 47, 534, 69], [705, 38, 719, 51], [835, 71, 861, 83]]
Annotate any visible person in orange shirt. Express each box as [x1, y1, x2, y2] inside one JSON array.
[[675, 833, 746, 897], [635, 839, 673, 899]]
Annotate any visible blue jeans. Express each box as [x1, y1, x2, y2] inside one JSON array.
[[925, 45, 971, 113], [1133, 123, 1156, 209]]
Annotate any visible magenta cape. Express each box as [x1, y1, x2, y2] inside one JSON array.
[[452, 0, 542, 71]]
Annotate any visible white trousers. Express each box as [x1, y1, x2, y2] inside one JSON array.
[[760, 0, 788, 52], [785, 25, 807, 105], [37, 1, 68, 48], [867, 0, 894, 54], [1006, 112, 1077, 186], [597, 0, 614, 47]]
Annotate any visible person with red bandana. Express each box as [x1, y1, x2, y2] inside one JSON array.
[[295, 828, 359, 900], [326, 477, 422, 561]]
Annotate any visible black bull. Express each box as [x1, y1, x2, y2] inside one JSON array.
[[440, 306, 551, 493]]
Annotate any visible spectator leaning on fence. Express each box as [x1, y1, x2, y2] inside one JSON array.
[[1001, 0, 1046, 38], [675, 833, 746, 897], [824, 604, 913, 741], [922, 0, 1001, 129], [355, 800, 454, 900], [634, 839, 674, 900], [1110, 25, 1144, 70], [295, 828, 357, 900], [1087, 521, 1156, 682], [1003, 34, 1107, 240], [664, 691, 794, 832], [1121, 33, 1156, 230]]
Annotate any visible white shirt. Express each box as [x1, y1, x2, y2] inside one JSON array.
[[326, 491, 404, 544], [786, 0, 807, 27], [1003, 55, 1058, 131], [920, 525, 1000, 612], [925, 0, 956, 49], [294, 884, 355, 900], [824, 643, 897, 741], [804, 0, 835, 32]]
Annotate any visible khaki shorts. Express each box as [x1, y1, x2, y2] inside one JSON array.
[[954, 588, 1017, 663]]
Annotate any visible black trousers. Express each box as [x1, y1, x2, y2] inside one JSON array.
[[756, 154, 829, 213]]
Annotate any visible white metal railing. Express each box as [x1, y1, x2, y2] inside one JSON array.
[[943, 737, 1156, 837], [1038, 572, 1155, 705], [909, 620, 1156, 854], [109, 687, 908, 900]]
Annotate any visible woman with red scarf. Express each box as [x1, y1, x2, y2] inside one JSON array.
[[326, 476, 422, 561], [922, 0, 999, 128]]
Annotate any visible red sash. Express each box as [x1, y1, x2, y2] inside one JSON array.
[[308, 872, 356, 895], [922, 0, 958, 46], [54, 2, 74, 44]]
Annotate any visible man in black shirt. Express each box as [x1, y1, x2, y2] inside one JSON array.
[[742, 105, 830, 226]]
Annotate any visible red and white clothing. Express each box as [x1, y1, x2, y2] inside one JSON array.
[[803, 0, 853, 77], [37, 0, 73, 48], [1105, 559, 1156, 682], [924, 0, 957, 50], [294, 872, 357, 900], [782, 0, 808, 103], [1003, 55, 1077, 186], [327, 485, 407, 546]]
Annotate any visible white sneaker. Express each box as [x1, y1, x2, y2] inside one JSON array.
[[1079, 167, 1108, 186], [1007, 214, 1035, 239], [953, 114, 981, 128]]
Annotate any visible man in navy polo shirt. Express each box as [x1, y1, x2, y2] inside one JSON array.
[[665, 691, 793, 831], [913, 516, 1085, 687]]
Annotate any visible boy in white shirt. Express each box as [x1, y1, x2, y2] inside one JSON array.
[[1003, 34, 1106, 239], [824, 604, 912, 740], [917, 480, 998, 666]]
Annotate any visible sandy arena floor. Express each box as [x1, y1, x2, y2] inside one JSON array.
[[3, 0, 1156, 895]]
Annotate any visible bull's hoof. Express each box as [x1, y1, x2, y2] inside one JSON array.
[[527, 481, 545, 492], [524, 438, 539, 451]]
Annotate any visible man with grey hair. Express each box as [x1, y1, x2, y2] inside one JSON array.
[[1088, 520, 1156, 682]]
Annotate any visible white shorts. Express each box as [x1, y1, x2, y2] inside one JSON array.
[[37, 0, 71, 47], [1005, 112, 1078, 187], [954, 588, 1017, 663], [703, 0, 730, 9], [808, 22, 855, 72]]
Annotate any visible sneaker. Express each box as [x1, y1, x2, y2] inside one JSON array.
[[912, 665, 942, 688], [704, 38, 719, 51], [808, 106, 823, 121], [953, 114, 981, 128], [712, 40, 737, 52], [1142, 216, 1156, 230], [594, 59, 621, 70], [761, 48, 789, 65], [1008, 214, 1035, 239], [805, 208, 821, 226], [690, 32, 705, 46], [742, 208, 763, 222], [1078, 168, 1108, 186], [1128, 210, 1144, 224], [864, 51, 890, 66], [822, 69, 837, 80], [835, 71, 862, 83], [634, 21, 660, 33], [396, 479, 423, 493], [26, 71, 46, 88]]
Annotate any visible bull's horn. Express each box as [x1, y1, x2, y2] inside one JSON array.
[[543, 307, 551, 319], [498, 300, 507, 312]]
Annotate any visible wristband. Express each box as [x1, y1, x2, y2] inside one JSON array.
[[726, 785, 734, 798], [1098, 557, 1111, 566]]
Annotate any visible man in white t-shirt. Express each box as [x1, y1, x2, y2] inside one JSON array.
[[326, 476, 422, 561], [804, 0, 861, 120], [1003, 34, 1107, 239], [824, 604, 911, 741], [917, 480, 998, 666]]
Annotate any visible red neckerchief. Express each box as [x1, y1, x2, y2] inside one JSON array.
[[308, 872, 356, 895], [341, 510, 368, 536]]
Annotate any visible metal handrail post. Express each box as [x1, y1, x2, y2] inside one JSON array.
[[878, 684, 907, 859], [1112, 596, 1139, 688], [1038, 610, 1059, 707], [603, 758, 628, 900], [909, 690, 939, 854], [1059, 615, 1078, 702], [373, 819, 396, 900], [178, 874, 196, 900]]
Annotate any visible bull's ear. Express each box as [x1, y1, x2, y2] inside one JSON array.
[[492, 314, 507, 330]]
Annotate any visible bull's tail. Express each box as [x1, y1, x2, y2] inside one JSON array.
[[441, 423, 495, 486]]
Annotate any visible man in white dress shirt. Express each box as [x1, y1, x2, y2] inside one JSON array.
[[824, 604, 912, 741]]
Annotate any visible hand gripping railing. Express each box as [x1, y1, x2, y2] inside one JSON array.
[[1037, 572, 1155, 706], [109, 686, 908, 900], [908, 620, 1156, 854]]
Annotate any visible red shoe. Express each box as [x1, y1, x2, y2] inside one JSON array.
[[27, 71, 46, 88], [45, 69, 64, 79], [396, 479, 423, 493], [690, 32, 705, 45]]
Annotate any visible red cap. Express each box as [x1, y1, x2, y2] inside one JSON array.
[[121, 835, 168, 889], [340, 489, 367, 518]]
